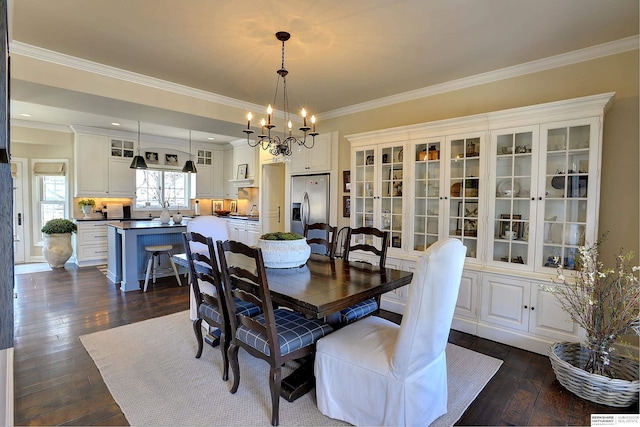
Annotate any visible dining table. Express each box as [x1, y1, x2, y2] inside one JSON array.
[[173, 252, 414, 400]]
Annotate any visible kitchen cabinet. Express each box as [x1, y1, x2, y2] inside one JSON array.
[[191, 146, 225, 199], [75, 134, 109, 196], [224, 149, 237, 199], [74, 221, 114, 267], [345, 92, 613, 354], [479, 273, 582, 354], [289, 132, 332, 174], [227, 219, 261, 247], [108, 158, 136, 197], [74, 132, 135, 197]]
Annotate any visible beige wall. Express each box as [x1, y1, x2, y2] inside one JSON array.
[[325, 50, 639, 263]]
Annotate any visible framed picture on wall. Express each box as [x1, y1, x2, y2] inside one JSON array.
[[237, 163, 248, 179], [343, 170, 351, 193], [230, 200, 237, 213], [145, 151, 158, 164], [343, 196, 351, 217]]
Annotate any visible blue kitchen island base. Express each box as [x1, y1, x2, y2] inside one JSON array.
[[107, 220, 188, 292]]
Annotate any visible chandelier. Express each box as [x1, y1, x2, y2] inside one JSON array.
[[243, 31, 318, 157]]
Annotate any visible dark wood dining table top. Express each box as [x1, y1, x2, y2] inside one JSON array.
[[174, 253, 413, 319], [234, 254, 413, 319]]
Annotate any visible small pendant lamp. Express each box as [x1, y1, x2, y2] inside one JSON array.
[[129, 121, 148, 169], [182, 129, 197, 173]]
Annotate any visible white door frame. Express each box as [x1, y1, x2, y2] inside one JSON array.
[[12, 158, 28, 264]]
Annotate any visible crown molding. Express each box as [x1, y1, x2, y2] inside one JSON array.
[[323, 36, 638, 119], [10, 118, 73, 133], [9, 41, 257, 112], [10, 36, 638, 121]]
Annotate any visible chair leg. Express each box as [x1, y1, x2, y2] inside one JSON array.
[[269, 365, 282, 426], [228, 343, 241, 394], [220, 330, 229, 381], [193, 318, 204, 358], [143, 254, 154, 292], [152, 253, 158, 284], [168, 254, 182, 286]]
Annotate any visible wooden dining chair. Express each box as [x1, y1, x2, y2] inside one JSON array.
[[216, 240, 333, 426], [303, 222, 337, 258], [181, 231, 261, 381], [339, 226, 390, 324], [315, 239, 466, 426]]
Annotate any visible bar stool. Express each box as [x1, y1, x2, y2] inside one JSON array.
[[143, 244, 182, 292]]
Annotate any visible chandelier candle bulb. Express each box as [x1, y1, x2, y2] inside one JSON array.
[[267, 105, 272, 124], [302, 108, 307, 127], [247, 112, 252, 130], [311, 115, 316, 133]]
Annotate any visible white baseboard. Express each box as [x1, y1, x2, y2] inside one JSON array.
[[0, 347, 14, 427]]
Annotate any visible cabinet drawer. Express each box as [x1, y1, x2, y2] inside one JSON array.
[[77, 243, 108, 261], [77, 226, 108, 245]]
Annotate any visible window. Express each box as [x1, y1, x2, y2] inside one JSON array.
[[135, 169, 190, 209], [33, 160, 68, 244]]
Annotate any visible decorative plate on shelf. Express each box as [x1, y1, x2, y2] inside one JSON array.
[[498, 180, 520, 197]]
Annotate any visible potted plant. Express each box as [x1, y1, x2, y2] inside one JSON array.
[[41, 218, 78, 268], [258, 232, 311, 269], [543, 237, 639, 407], [78, 198, 96, 218]]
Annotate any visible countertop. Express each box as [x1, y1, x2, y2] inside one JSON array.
[[218, 214, 260, 221], [107, 219, 189, 230]]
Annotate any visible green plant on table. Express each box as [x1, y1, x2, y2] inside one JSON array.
[[542, 236, 640, 378], [41, 219, 78, 234], [260, 232, 304, 241]]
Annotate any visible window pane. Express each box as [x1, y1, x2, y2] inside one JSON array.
[[42, 176, 66, 201], [164, 172, 187, 208], [135, 170, 189, 209]]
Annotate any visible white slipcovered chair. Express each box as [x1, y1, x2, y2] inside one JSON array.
[[314, 238, 466, 426], [186, 215, 229, 321]]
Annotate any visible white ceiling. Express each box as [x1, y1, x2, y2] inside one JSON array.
[[7, 0, 639, 143]]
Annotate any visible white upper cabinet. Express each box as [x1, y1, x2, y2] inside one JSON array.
[[289, 132, 332, 174], [75, 133, 109, 196]]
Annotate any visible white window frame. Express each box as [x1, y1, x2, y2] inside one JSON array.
[[31, 159, 70, 246], [134, 169, 191, 210]]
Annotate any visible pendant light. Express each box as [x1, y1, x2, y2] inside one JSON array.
[[129, 121, 148, 169], [182, 129, 197, 173]]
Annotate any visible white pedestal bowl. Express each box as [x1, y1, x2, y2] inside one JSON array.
[[257, 238, 311, 269]]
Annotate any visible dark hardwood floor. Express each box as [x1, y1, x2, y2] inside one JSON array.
[[13, 265, 638, 426]]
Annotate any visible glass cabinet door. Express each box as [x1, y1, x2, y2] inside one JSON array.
[[352, 144, 405, 250], [352, 148, 375, 229], [380, 145, 404, 249], [412, 140, 442, 251], [447, 134, 483, 260], [538, 120, 597, 272], [489, 127, 537, 269]]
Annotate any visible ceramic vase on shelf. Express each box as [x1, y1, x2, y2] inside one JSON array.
[[159, 208, 171, 224], [172, 212, 182, 224]]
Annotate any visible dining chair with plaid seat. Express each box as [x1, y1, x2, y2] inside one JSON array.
[[216, 239, 333, 426]]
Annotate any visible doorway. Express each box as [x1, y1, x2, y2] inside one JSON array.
[[261, 163, 285, 234], [12, 158, 28, 264]]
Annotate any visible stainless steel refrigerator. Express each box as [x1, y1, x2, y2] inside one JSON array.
[[291, 173, 330, 254]]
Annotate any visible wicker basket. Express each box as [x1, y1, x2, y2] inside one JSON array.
[[549, 342, 640, 407]]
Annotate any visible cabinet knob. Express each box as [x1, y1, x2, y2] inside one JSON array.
[[531, 306, 535, 311], [524, 305, 528, 309], [531, 197, 535, 201], [538, 197, 542, 201]]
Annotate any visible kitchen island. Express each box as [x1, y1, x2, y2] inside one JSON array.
[[106, 220, 189, 292]]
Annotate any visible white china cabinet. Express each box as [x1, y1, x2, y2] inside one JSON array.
[[346, 92, 614, 354], [351, 143, 405, 257]]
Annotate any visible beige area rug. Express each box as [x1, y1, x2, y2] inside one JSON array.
[[80, 311, 502, 426]]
